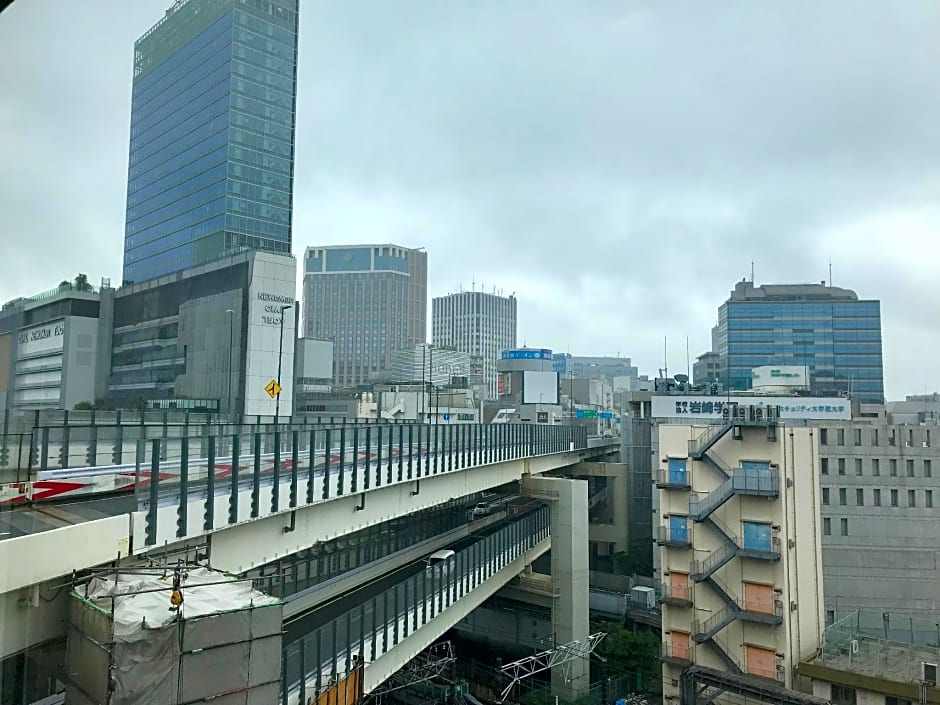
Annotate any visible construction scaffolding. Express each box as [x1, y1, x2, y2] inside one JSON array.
[[64, 564, 283, 705]]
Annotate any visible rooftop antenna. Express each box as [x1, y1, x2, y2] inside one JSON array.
[[686, 336, 690, 379], [750, 260, 755, 284], [828, 258, 832, 288], [663, 336, 668, 380], [472, 278, 475, 292]]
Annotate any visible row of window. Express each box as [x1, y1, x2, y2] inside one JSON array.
[[132, 12, 233, 106], [822, 487, 934, 508], [132, 63, 231, 148], [821, 426, 931, 448], [725, 302, 881, 317], [820, 456, 932, 478]]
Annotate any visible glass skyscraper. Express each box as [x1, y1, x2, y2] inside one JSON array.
[[716, 280, 884, 402], [123, 0, 299, 285], [717, 281, 884, 402]]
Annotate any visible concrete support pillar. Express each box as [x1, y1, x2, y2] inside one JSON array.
[[522, 475, 590, 699]]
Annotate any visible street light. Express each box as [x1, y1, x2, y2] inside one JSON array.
[[225, 309, 235, 418], [275, 304, 293, 421]]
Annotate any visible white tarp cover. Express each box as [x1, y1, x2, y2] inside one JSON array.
[[71, 567, 282, 705], [84, 567, 279, 638]]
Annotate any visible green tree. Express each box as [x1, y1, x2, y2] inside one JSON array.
[[595, 622, 661, 686], [73, 401, 95, 411], [73, 273, 91, 292]]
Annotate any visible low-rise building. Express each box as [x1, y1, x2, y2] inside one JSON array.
[[0, 282, 109, 411], [657, 405, 825, 700], [799, 610, 940, 705]]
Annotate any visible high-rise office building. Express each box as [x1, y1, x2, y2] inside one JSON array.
[[303, 245, 428, 388], [715, 280, 884, 402], [123, 0, 299, 285], [432, 290, 517, 398]]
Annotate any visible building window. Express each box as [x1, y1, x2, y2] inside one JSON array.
[[856, 488, 864, 506], [821, 458, 829, 475], [891, 489, 899, 507], [820, 428, 828, 445], [927, 490, 933, 509], [840, 518, 848, 536], [909, 489, 916, 507], [871, 428, 879, 446], [822, 488, 830, 505], [838, 428, 845, 445], [854, 428, 862, 446], [873, 489, 881, 506], [831, 684, 856, 705], [838, 458, 846, 475], [926, 459, 932, 478], [927, 430, 931, 448], [890, 459, 898, 476], [839, 488, 847, 505], [908, 429, 914, 447], [855, 458, 863, 476], [886, 698, 911, 705], [823, 518, 831, 535], [872, 458, 880, 476], [826, 609, 835, 626], [907, 459, 915, 477], [889, 429, 896, 446]]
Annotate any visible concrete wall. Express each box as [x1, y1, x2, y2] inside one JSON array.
[[817, 420, 940, 618], [61, 315, 99, 409]]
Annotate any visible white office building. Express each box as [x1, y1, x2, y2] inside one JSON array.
[[432, 290, 516, 399]]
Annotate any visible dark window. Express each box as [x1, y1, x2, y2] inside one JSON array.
[[832, 685, 856, 705]]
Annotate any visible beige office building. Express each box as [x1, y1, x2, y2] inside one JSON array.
[[657, 406, 825, 701]]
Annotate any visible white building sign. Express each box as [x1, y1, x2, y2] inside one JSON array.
[[651, 395, 851, 421]]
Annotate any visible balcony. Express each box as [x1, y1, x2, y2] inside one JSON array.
[[656, 524, 692, 548], [737, 535, 782, 562], [658, 582, 693, 607], [740, 598, 784, 626], [689, 466, 780, 522], [661, 642, 694, 668], [656, 467, 692, 490], [747, 664, 786, 684]]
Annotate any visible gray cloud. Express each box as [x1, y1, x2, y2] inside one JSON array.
[[1, 1, 939, 396]]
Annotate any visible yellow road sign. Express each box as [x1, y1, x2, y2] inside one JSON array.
[[265, 379, 282, 399]]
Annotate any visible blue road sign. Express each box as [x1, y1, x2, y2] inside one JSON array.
[[443, 413, 451, 422]]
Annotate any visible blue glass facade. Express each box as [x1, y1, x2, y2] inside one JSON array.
[[123, 0, 298, 284], [718, 297, 884, 402]]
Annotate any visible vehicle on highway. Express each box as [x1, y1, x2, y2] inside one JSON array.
[[471, 502, 491, 517], [425, 549, 456, 579]]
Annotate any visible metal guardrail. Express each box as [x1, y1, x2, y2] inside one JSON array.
[[130, 423, 585, 547], [281, 507, 551, 704]]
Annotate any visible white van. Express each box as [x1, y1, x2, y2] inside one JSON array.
[[425, 549, 456, 578]]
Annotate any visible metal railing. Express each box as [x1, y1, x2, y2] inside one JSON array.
[[127, 423, 584, 547], [689, 466, 779, 521], [656, 467, 691, 489], [659, 582, 692, 604], [661, 641, 693, 664], [688, 422, 732, 458], [656, 524, 692, 547], [280, 506, 551, 705]]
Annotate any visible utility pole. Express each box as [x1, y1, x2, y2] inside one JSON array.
[[275, 304, 292, 421]]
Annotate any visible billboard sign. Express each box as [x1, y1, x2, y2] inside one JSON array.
[[497, 373, 511, 396], [470, 355, 485, 375], [576, 409, 597, 419], [501, 348, 552, 361], [650, 395, 851, 421], [552, 353, 568, 373]]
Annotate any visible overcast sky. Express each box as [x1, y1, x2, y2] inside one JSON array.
[[1, 1, 939, 398]]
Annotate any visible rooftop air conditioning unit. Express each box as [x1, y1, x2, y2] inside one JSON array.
[[922, 662, 938, 685]]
